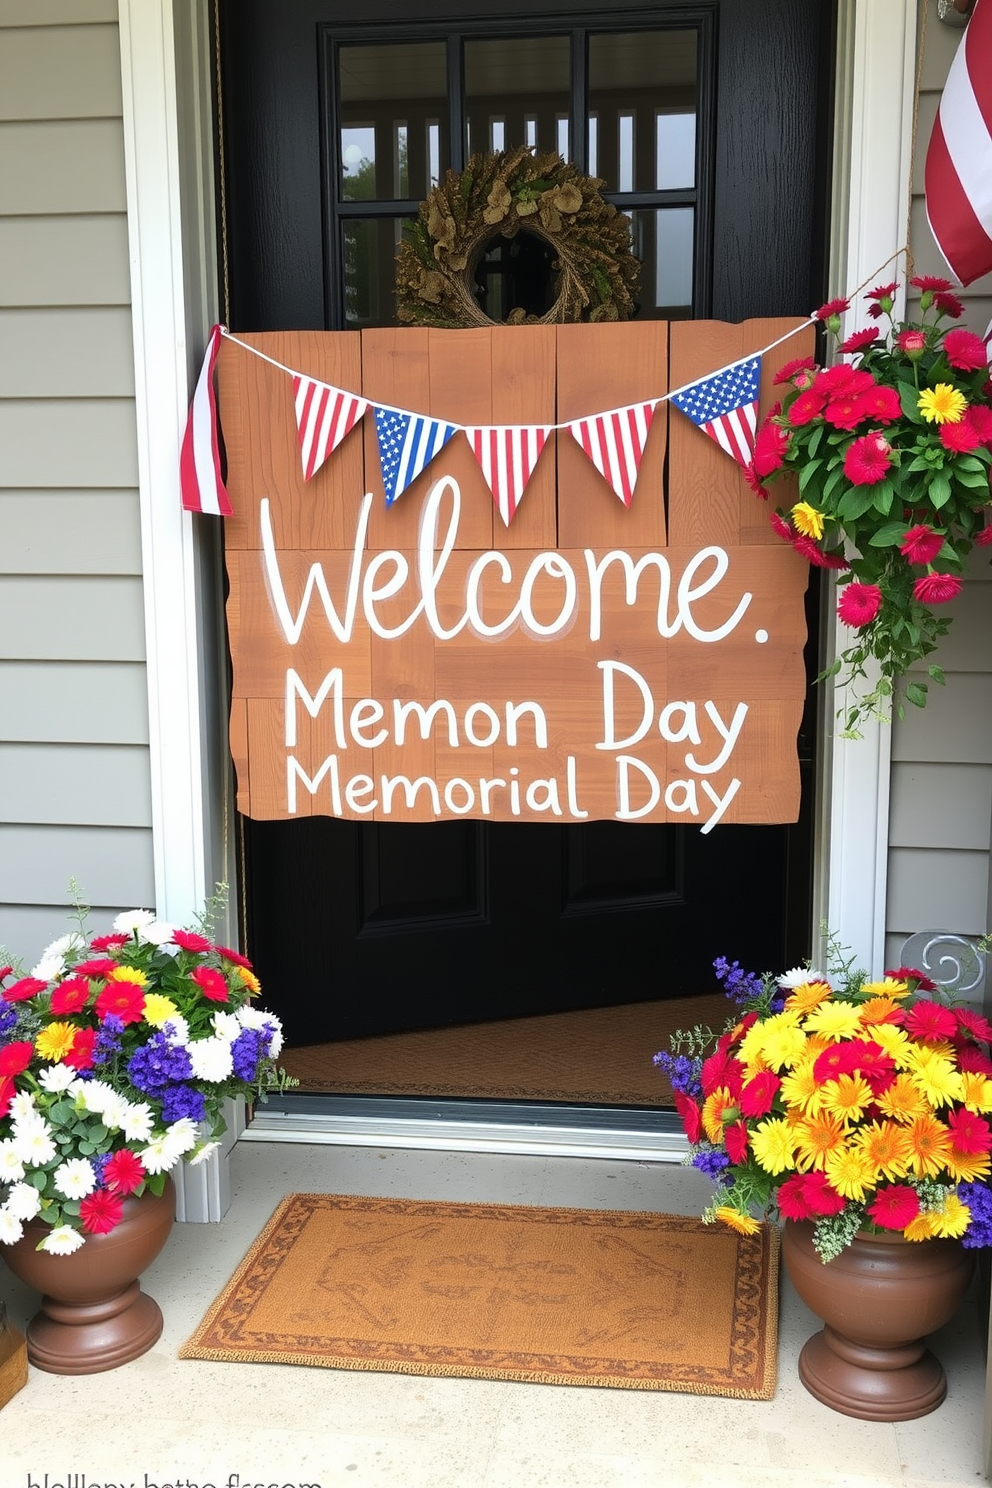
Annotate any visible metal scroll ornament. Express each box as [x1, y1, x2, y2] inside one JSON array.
[[899, 931, 986, 996], [395, 145, 640, 329]]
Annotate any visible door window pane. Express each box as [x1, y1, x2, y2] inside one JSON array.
[[343, 217, 410, 328], [465, 36, 569, 157], [589, 31, 696, 193], [339, 41, 447, 201], [628, 206, 694, 318]]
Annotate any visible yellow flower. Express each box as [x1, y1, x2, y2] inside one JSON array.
[[713, 1205, 760, 1237], [918, 383, 967, 424], [736, 1023, 770, 1075], [907, 1051, 964, 1109], [853, 1120, 912, 1182], [784, 981, 832, 1014], [906, 1113, 952, 1178], [802, 1001, 863, 1042], [960, 1072, 992, 1114], [750, 1117, 797, 1174], [864, 1023, 912, 1068], [35, 1021, 78, 1062], [237, 966, 261, 993], [824, 1145, 874, 1201], [904, 1210, 941, 1241], [791, 501, 826, 540], [861, 978, 911, 1000], [875, 1072, 931, 1124], [793, 1110, 847, 1171], [928, 1193, 970, 1239], [110, 965, 147, 986], [760, 1022, 808, 1072], [780, 1058, 825, 1116], [142, 993, 179, 1028], [819, 1072, 873, 1126], [943, 1146, 991, 1183]]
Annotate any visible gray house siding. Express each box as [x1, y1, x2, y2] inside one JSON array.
[[0, 5, 153, 961], [883, 0, 992, 986]]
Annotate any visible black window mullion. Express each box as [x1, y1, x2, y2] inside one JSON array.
[[447, 34, 464, 171], [570, 29, 587, 173]]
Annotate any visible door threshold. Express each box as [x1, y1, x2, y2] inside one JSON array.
[[244, 1095, 689, 1162]]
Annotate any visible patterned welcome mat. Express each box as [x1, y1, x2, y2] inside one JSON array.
[[181, 1194, 779, 1397]]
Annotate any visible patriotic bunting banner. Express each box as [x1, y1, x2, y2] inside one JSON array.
[[374, 407, 459, 506], [465, 425, 552, 526], [292, 375, 369, 481], [925, 0, 992, 287], [566, 402, 656, 507], [180, 324, 232, 516], [669, 355, 761, 467]]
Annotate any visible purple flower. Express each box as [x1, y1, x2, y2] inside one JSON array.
[[127, 1029, 193, 1093], [160, 1083, 206, 1123], [93, 1152, 113, 1186], [692, 1149, 731, 1179], [959, 1182, 992, 1249], [93, 1013, 125, 1066], [713, 957, 764, 1005], [231, 1026, 264, 1082], [0, 998, 17, 1039], [653, 1050, 702, 1098]]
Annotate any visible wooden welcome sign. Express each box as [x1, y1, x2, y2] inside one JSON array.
[[219, 321, 810, 831]]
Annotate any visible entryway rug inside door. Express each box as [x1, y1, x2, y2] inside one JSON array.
[[180, 1194, 779, 1397]]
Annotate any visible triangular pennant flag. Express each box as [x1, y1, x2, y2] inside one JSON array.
[[180, 325, 232, 516], [566, 402, 656, 507], [669, 355, 761, 467], [292, 375, 369, 481], [465, 425, 552, 527], [374, 407, 459, 505]]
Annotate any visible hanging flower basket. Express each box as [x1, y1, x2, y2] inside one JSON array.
[[746, 277, 992, 737]]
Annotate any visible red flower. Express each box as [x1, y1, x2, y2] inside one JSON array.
[[900, 524, 944, 565], [673, 1090, 703, 1144], [0, 1076, 14, 1119], [816, 364, 863, 397], [215, 945, 253, 969], [94, 982, 146, 1025], [976, 516, 992, 548], [774, 356, 817, 385], [752, 421, 790, 477], [911, 275, 952, 291], [2, 976, 48, 1003], [903, 1000, 958, 1043], [724, 1121, 749, 1164], [946, 1108, 992, 1155], [824, 395, 870, 431], [0, 966, 13, 983], [701, 1048, 743, 1097], [884, 965, 937, 992], [896, 329, 927, 356], [50, 975, 91, 1015], [944, 330, 989, 371], [856, 385, 901, 423], [838, 328, 880, 355], [792, 535, 850, 569], [172, 929, 212, 953], [941, 419, 982, 454], [963, 404, 992, 447], [867, 281, 899, 304], [934, 291, 964, 318], [103, 1148, 146, 1195], [62, 1026, 97, 1071], [788, 388, 828, 426], [190, 965, 229, 1002], [89, 934, 128, 952], [867, 1185, 920, 1230], [837, 582, 882, 627], [79, 1189, 125, 1236], [801, 1172, 847, 1216], [739, 1070, 781, 1119], [777, 1174, 817, 1221], [815, 296, 850, 321], [813, 1043, 863, 1084], [0, 1041, 34, 1077], [770, 512, 794, 543], [958, 1045, 992, 1077], [955, 1007, 992, 1044], [742, 462, 769, 499], [913, 573, 962, 605], [843, 432, 892, 485], [720, 1011, 760, 1050], [848, 1041, 897, 1091], [73, 958, 118, 979]]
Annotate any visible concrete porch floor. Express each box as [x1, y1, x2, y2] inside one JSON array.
[[0, 1139, 988, 1488]]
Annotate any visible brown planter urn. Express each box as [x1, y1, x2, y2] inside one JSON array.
[[1, 1178, 176, 1375], [782, 1219, 975, 1420]]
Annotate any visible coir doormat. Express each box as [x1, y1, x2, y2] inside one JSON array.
[[180, 1194, 779, 1397]]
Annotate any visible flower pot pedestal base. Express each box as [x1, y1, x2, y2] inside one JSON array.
[[798, 1323, 947, 1421], [24, 1280, 163, 1376]]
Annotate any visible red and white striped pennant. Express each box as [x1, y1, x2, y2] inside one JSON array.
[[566, 402, 656, 507], [292, 375, 370, 481], [925, 0, 992, 287], [180, 325, 232, 516], [466, 425, 552, 526]]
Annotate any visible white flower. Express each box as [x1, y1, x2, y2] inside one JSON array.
[[265, 1020, 283, 1059], [53, 1158, 97, 1200], [9, 1091, 39, 1124], [6, 1182, 42, 1221], [777, 965, 826, 989], [37, 1064, 77, 1093], [39, 931, 86, 960], [238, 1006, 285, 1058], [13, 1124, 56, 1167], [30, 952, 66, 982], [140, 919, 176, 945], [112, 908, 156, 935], [163, 1014, 190, 1046], [138, 1132, 180, 1175], [40, 1224, 85, 1255], [0, 1140, 25, 1182], [163, 1117, 198, 1158], [119, 1101, 155, 1143], [188, 1036, 233, 1083], [100, 1093, 131, 1132], [0, 1208, 24, 1245], [211, 1010, 241, 1043], [77, 1079, 116, 1115], [188, 1139, 221, 1167]]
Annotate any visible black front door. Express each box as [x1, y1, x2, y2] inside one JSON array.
[[220, 0, 830, 1044]]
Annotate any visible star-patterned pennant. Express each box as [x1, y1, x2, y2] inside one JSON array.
[[566, 402, 656, 506], [669, 355, 762, 467], [373, 407, 459, 505], [465, 425, 552, 527], [292, 375, 369, 481]]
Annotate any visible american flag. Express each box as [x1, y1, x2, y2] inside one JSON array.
[[180, 325, 232, 516], [566, 402, 656, 506], [292, 376, 369, 481], [465, 425, 552, 526], [374, 407, 459, 505], [925, 0, 992, 287], [669, 355, 761, 467]]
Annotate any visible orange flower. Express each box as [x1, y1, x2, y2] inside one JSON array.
[[905, 1113, 953, 1178], [713, 1206, 760, 1237], [942, 1146, 992, 1183], [819, 1072, 873, 1125], [793, 1110, 848, 1171], [875, 1073, 930, 1125], [784, 981, 832, 1014], [854, 1120, 912, 1182], [858, 997, 905, 1027], [702, 1086, 739, 1145]]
